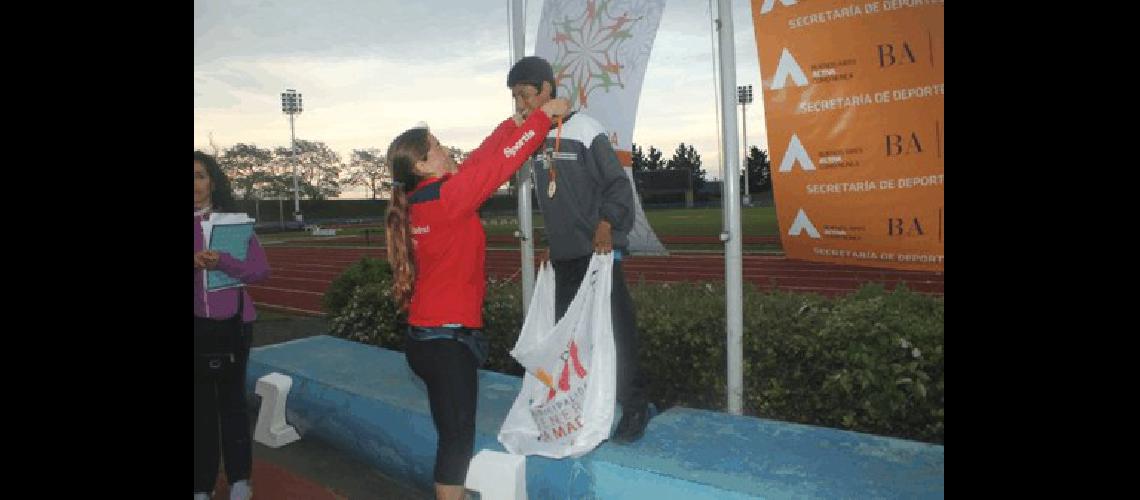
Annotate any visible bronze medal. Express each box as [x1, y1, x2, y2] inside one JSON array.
[[548, 116, 564, 200]]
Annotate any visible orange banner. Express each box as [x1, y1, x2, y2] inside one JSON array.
[[751, 0, 944, 271]]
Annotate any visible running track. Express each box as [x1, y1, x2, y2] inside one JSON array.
[[249, 246, 944, 316]]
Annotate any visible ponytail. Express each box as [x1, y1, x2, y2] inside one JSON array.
[[384, 127, 431, 312], [386, 186, 415, 312]]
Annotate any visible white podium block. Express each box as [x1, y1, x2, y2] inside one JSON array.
[[465, 449, 527, 500], [253, 372, 301, 448]]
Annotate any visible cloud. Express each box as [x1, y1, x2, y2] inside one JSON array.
[[195, 0, 772, 187], [194, 48, 520, 156], [195, 0, 507, 65]]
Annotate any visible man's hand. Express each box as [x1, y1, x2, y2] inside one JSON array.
[[593, 220, 612, 254]]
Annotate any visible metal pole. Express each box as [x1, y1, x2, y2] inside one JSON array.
[[742, 100, 750, 206], [510, 0, 536, 312], [708, 5, 726, 223], [715, 0, 745, 415], [291, 114, 302, 225]]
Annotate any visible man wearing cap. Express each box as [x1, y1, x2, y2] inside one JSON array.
[[507, 55, 650, 443]]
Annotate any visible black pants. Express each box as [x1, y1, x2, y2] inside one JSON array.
[[405, 336, 479, 486], [194, 323, 254, 493], [553, 254, 646, 409]]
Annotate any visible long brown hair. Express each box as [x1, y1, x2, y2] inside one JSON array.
[[385, 128, 431, 312], [194, 151, 238, 212]]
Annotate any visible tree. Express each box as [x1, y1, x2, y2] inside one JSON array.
[[630, 143, 666, 172], [646, 145, 665, 171], [207, 132, 222, 158], [447, 146, 469, 165], [249, 171, 296, 200], [630, 143, 646, 173], [346, 149, 391, 200], [269, 146, 322, 200], [219, 140, 351, 203], [666, 142, 706, 192], [287, 140, 344, 200], [220, 144, 274, 200], [740, 146, 772, 194]]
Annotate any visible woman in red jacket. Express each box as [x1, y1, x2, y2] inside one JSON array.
[[385, 97, 568, 500]]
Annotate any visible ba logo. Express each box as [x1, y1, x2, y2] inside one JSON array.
[[886, 132, 923, 157], [770, 48, 809, 90], [878, 42, 918, 68], [759, 0, 798, 14], [788, 208, 820, 239], [534, 340, 588, 402], [888, 217, 925, 237], [778, 134, 815, 172]]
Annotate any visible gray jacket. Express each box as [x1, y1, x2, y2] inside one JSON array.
[[531, 112, 634, 261]]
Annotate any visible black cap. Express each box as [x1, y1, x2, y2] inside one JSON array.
[[507, 56, 556, 95]]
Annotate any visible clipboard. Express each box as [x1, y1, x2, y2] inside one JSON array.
[[201, 213, 256, 291]]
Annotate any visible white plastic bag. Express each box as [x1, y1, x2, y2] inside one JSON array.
[[498, 254, 616, 458]]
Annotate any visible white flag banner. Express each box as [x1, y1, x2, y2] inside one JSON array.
[[534, 0, 670, 255], [534, 0, 667, 156]]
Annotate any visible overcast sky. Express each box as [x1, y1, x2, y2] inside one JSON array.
[[194, 0, 769, 197]]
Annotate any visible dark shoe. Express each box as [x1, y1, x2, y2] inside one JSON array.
[[611, 402, 649, 443]]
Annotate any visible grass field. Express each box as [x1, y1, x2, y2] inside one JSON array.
[[470, 206, 781, 237], [257, 206, 783, 252]]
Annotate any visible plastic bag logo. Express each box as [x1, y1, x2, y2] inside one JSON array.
[[534, 340, 587, 402], [531, 340, 590, 443]]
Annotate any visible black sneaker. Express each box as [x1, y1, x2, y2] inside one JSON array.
[[611, 402, 649, 443]]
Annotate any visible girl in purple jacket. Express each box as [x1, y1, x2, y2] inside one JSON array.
[[193, 151, 270, 500]]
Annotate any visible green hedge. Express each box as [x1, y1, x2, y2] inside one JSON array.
[[325, 258, 944, 444], [634, 280, 944, 444], [322, 257, 393, 319]]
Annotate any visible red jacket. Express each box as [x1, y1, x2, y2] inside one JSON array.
[[407, 110, 552, 328]]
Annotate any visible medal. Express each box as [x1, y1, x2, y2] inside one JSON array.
[[546, 149, 558, 198], [547, 115, 563, 199]]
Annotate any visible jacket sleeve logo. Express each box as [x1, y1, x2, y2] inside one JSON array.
[[503, 130, 536, 158]]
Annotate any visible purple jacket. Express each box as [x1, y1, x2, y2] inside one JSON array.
[[194, 213, 271, 322]]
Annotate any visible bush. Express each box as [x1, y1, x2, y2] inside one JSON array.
[[323, 257, 393, 318], [327, 266, 944, 444], [480, 278, 526, 376], [324, 259, 527, 374], [741, 283, 944, 443], [328, 281, 402, 348]]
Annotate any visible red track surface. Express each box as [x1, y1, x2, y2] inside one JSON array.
[[249, 246, 943, 316], [319, 233, 781, 246]]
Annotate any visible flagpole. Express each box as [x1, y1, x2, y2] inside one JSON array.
[[510, 0, 537, 312], [714, 0, 744, 415]]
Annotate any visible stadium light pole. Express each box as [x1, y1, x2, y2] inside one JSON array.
[[738, 84, 753, 207], [281, 89, 304, 225]]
